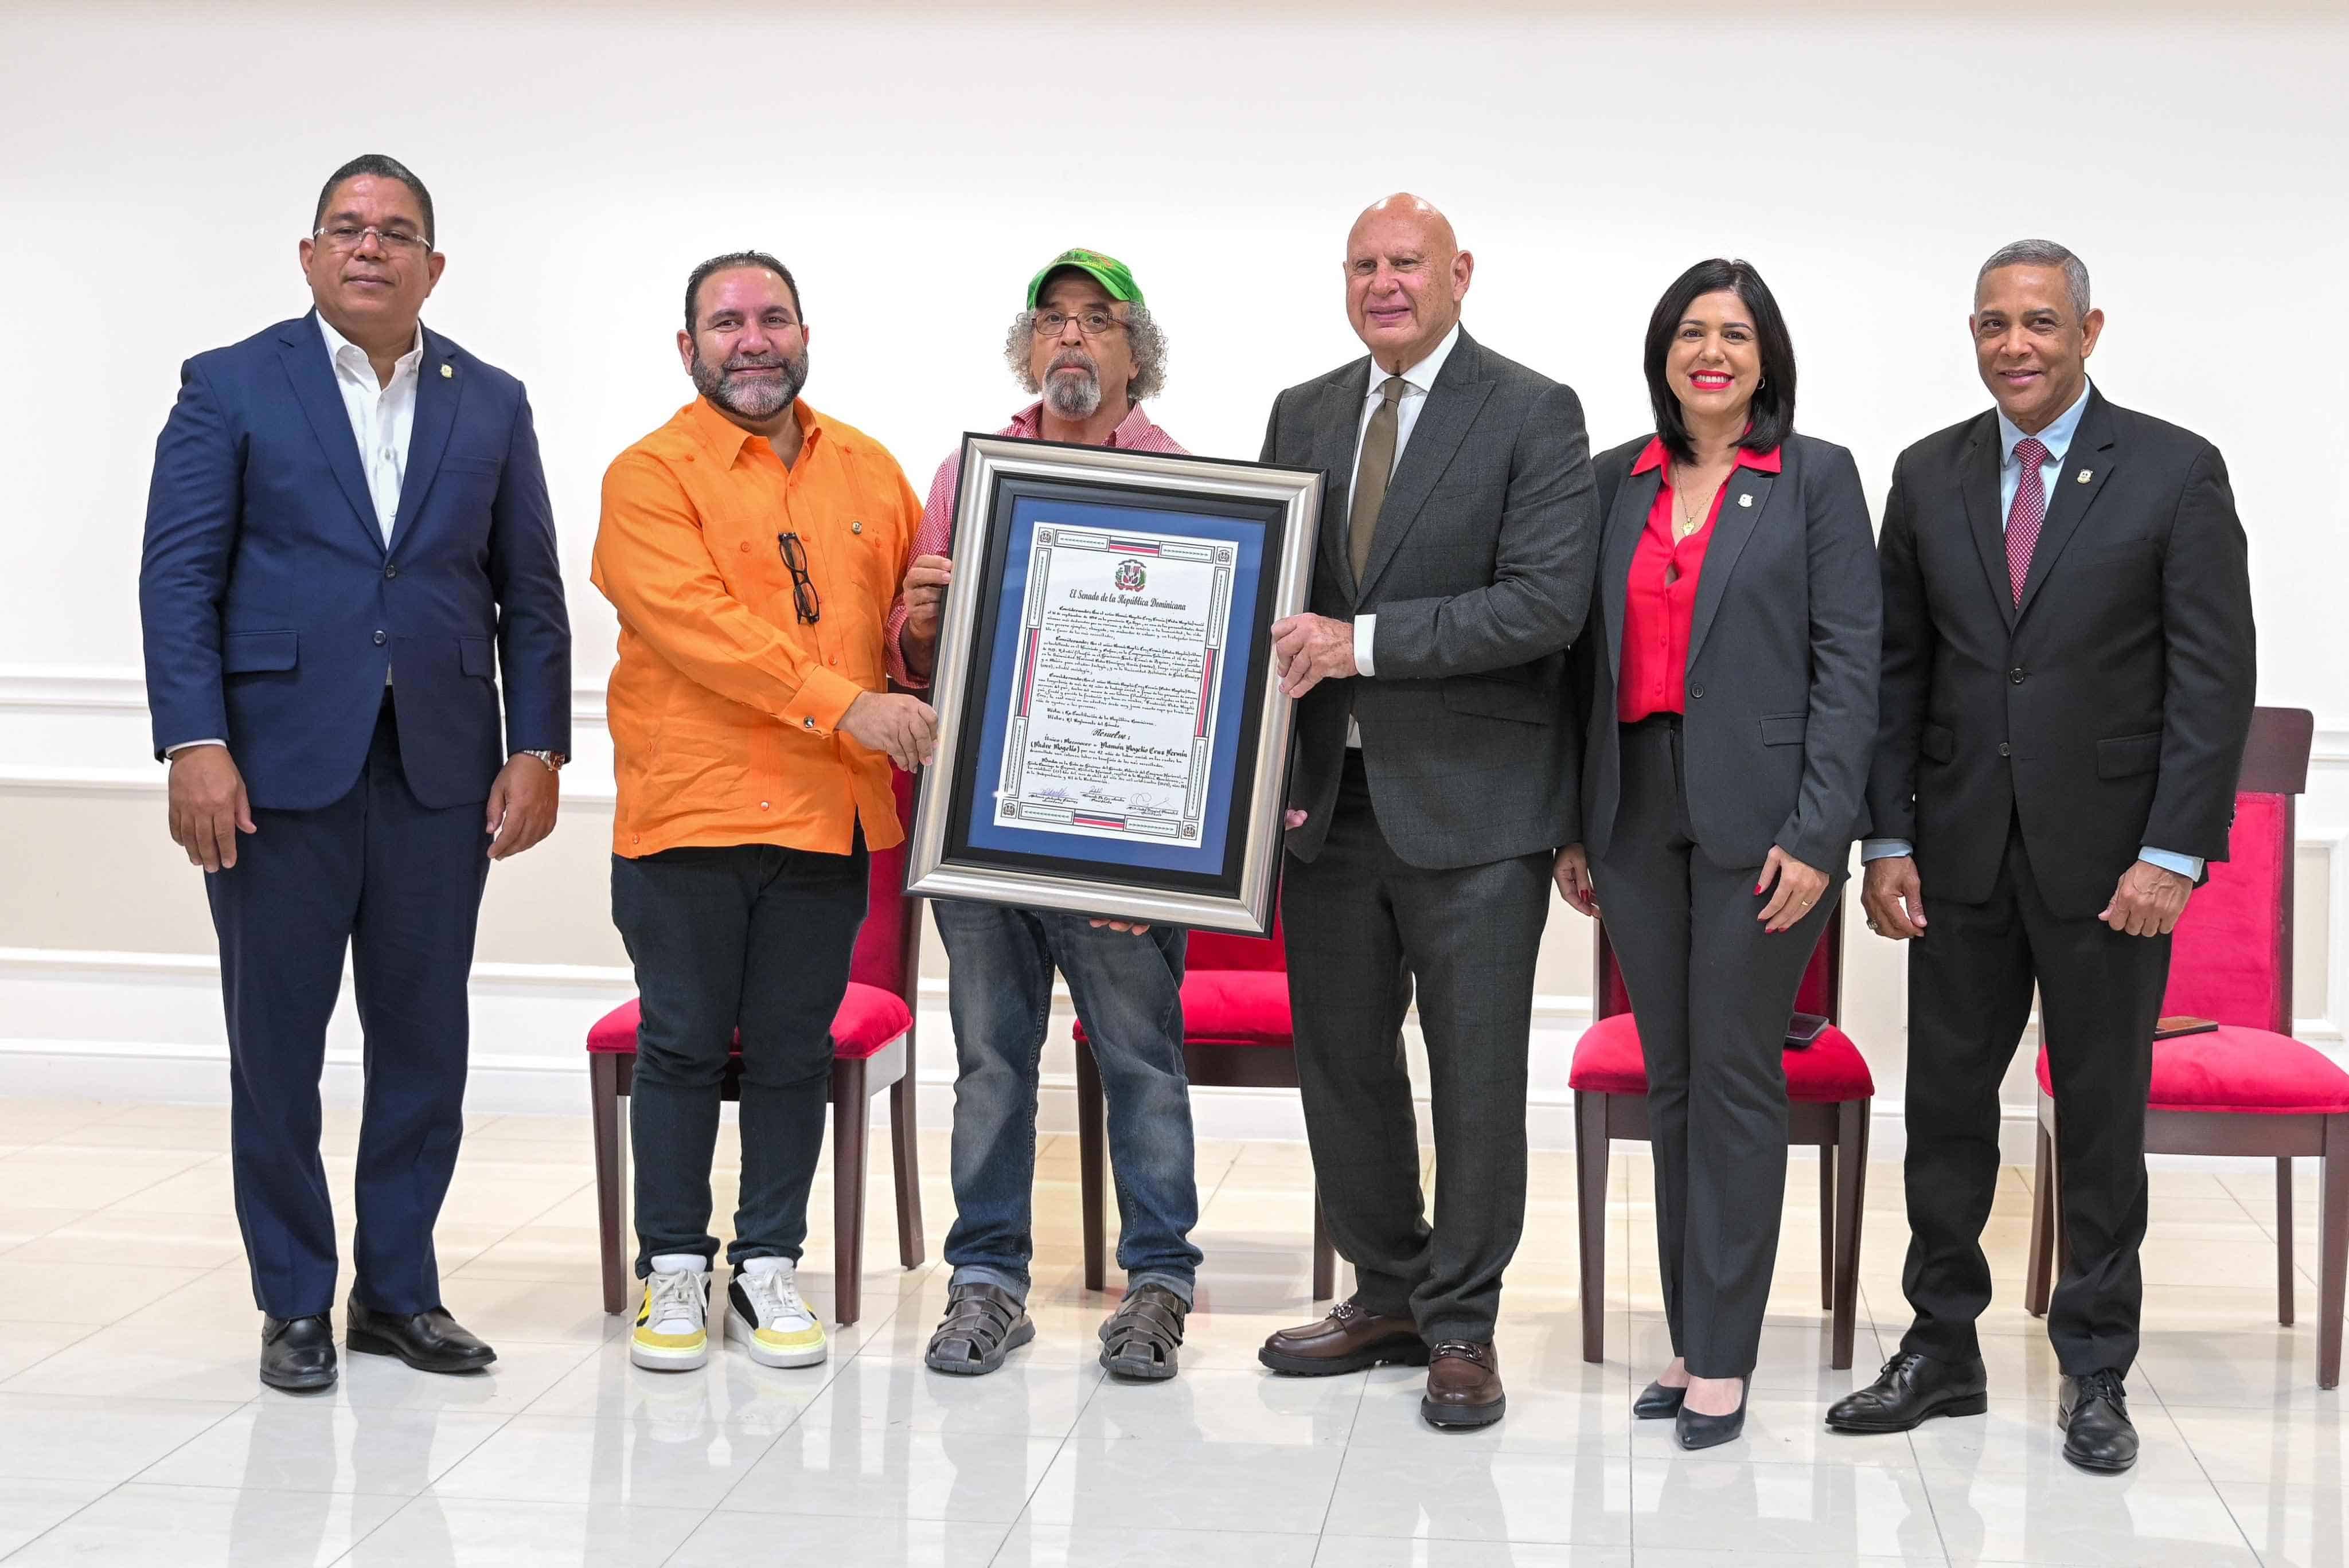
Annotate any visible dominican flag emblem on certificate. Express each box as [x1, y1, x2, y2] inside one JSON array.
[[904, 433, 1323, 936]]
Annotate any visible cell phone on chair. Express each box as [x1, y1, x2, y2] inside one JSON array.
[[1785, 1012, 1828, 1049]]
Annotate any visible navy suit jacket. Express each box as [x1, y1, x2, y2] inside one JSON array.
[[140, 311, 570, 811]]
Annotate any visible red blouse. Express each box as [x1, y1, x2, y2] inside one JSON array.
[[1617, 436, 1783, 722]]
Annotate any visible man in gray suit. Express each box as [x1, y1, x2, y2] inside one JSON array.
[[1254, 194, 1599, 1429]]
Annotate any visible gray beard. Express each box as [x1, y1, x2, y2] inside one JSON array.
[[693, 348, 808, 421], [1044, 365, 1102, 420]]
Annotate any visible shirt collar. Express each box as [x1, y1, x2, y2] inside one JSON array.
[[1631, 436, 1784, 476], [1368, 320, 1462, 398], [315, 311, 423, 377], [1998, 378, 2093, 467], [687, 394, 821, 467], [1005, 398, 1163, 448]]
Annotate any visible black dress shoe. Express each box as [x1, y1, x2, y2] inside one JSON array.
[[2059, 1370, 2139, 1473], [1633, 1379, 1687, 1420], [345, 1295, 496, 1374], [1824, 1350, 1989, 1433], [259, 1314, 337, 1392], [1675, 1381, 1747, 1450]]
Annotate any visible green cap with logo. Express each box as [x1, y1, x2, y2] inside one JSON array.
[[1025, 248, 1144, 309]]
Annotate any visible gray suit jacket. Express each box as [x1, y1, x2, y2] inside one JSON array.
[[1261, 329, 1599, 870], [1567, 432, 1880, 874]]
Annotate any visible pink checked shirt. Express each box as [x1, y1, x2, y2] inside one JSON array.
[[884, 400, 1185, 689]]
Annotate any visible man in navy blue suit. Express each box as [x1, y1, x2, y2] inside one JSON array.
[[138, 154, 571, 1392]]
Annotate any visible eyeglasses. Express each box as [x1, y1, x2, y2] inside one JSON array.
[[313, 224, 431, 256], [778, 533, 821, 624], [1030, 308, 1125, 339]]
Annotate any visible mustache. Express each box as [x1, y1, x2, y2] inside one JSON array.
[[723, 355, 789, 372], [1048, 350, 1097, 376]]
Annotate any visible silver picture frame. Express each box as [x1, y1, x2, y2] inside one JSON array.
[[904, 435, 1324, 935]]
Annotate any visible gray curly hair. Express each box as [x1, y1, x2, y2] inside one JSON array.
[[1004, 303, 1168, 404]]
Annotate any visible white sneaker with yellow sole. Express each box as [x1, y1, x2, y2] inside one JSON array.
[[729, 1257, 828, 1368], [631, 1258, 712, 1372]]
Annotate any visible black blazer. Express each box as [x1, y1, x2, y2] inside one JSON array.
[[1567, 433, 1880, 875], [1261, 329, 1599, 870], [1864, 389, 2256, 918]]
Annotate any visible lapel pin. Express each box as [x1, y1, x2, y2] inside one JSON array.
[[440, 363, 454, 378], [2076, 468, 2092, 483], [850, 520, 864, 534], [1738, 492, 1753, 508]]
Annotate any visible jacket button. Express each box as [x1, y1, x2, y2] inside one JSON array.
[[1998, 742, 2012, 757], [384, 564, 398, 580], [1688, 683, 1704, 699], [2008, 667, 2026, 684], [373, 630, 387, 646]]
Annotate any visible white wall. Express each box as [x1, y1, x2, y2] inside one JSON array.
[[2, 2, 2344, 1152]]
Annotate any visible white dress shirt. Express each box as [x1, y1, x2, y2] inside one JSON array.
[[1344, 320, 1461, 745], [167, 315, 423, 758], [318, 311, 424, 547]]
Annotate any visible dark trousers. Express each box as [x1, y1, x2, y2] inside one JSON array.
[[1900, 816, 2168, 1375], [205, 693, 488, 1319], [611, 836, 866, 1276], [1282, 752, 1551, 1343], [1591, 718, 1841, 1378]]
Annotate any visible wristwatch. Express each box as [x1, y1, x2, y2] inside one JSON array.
[[517, 749, 567, 773]]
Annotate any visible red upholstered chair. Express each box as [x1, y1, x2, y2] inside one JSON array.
[[1072, 916, 1339, 1300], [2024, 707, 2348, 1387], [586, 769, 926, 1327], [1571, 912, 1875, 1368]]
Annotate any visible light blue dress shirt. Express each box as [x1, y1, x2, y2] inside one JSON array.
[[1863, 381, 2202, 881]]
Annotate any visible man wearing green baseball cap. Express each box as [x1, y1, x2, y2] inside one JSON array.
[[885, 250, 1202, 1384]]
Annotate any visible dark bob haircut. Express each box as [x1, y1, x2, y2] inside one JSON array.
[[1643, 257, 1797, 465], [684, 250, 802, 334], [314, 154, 435, 248]]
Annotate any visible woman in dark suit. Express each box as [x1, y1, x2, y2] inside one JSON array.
[[1555, 259, 1880, 1449]]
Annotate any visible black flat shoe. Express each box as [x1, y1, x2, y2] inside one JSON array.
[[345, 1295, 495, 1374], [259, 1313, 337, 1392], [2059, 1370, 2139, 1473], [1634, 1379, 1687, 1420], [1825, 1351, 1989, 1434], [1675, 1382, 1747, 1450]]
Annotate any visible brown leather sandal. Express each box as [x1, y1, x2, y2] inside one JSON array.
[[924, 1281, 1034, 1377], [1098, 1284, 1188, 1381]]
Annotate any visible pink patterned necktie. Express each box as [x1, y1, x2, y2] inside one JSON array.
[[2004, 436, 2049, 606]]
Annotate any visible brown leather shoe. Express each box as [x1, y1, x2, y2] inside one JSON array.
[[1258, 1299, 1429, 1377], [1422, 1340, 1505, 1429]]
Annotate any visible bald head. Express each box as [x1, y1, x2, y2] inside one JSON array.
[[1345, 192, 1473, 372]]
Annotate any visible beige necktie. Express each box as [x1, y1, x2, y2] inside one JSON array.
[[1349, 376, 1406, 585]]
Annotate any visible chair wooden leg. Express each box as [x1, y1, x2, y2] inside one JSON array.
[[1819, 1143, 1836, 1311], [2319, 1117, 2347, 1391], [590, 1054, 629, 1316], [2277, 1156, 2296, 1328], [1076, 1039, 1107, 1293], [832, 1059, 868, 1328], [1831, 1100, 1869, 1372], [1311, 1190, 1336, 1301], [2024, 1117, 2055, 1319], [1576, 1091, 1610, 1364], [890, 1068, 924, 1270]]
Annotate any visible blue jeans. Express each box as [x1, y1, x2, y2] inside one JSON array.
[[933, 900, 1201, 1304]]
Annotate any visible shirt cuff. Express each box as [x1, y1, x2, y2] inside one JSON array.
[[1860, 839, 1913, 862], [1352, 613, 1376, 678], [2138, 846, 2204, 879], [165, 740, 227, 759], [782, 668, 864, 739]]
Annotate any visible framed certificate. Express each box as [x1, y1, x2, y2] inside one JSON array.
[[904, 436, 1322, 935]]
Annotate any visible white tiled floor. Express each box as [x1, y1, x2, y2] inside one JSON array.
[[0, 1095, 2340, 1566]]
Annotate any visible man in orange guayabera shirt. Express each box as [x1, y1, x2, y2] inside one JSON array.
[[592, 250, 934, 1375]]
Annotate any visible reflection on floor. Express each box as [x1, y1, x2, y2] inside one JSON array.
[[0, 1096, 2340, 1565]]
